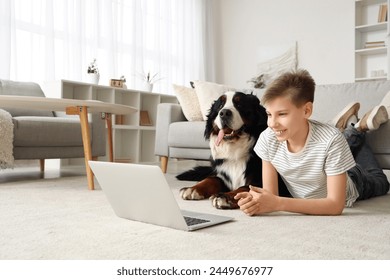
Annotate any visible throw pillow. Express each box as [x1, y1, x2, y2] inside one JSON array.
[[172, 84, 203, 121], [380, 90, 390, 113], [192, 80, 235, 120]]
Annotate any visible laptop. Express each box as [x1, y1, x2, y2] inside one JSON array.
[[88, 161, 233, 231]]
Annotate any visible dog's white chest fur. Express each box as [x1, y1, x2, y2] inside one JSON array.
[[210, 135, 255, 190]]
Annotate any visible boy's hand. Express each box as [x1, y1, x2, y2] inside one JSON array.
[[234, 185, 280, 216]]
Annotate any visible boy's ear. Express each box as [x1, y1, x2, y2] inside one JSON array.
[[304, 102, 313, 118]]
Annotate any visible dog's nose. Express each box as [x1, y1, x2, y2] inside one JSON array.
[[219, 109, 232, 119]]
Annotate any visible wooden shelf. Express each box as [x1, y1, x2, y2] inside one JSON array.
[[354, 75, 387, 81], [355, 46, 387, 55], [355, 21, 387, 32], [355, 0, 389, 81]]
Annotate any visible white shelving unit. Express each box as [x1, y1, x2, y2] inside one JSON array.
[[46, 80, 177, 167], [355, 0, 390, 81]]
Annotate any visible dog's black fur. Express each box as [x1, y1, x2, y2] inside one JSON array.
[[177, 91, 289, 209]]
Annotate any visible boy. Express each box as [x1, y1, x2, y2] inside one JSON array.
[[235, 69, 389, 216]]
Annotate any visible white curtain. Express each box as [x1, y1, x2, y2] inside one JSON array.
[[0, 0, 214, 95]]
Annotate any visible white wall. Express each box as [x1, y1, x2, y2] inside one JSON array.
[[212, 0, 355, 87]]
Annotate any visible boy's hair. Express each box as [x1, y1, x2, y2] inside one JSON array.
[[261, 69, 315, 107]]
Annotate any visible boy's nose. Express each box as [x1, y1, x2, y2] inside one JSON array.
[[267, 117, 278, 128]]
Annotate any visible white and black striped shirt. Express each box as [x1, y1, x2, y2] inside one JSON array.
[[255, 120, 359, 207]]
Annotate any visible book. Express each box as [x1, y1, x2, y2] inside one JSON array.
[[139, 110, 152, 126], [115, 114, 124, 125], [364, 41, 386, 48], [378, 4, 388, 23]]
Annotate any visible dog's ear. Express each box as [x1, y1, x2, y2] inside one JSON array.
[[204, 95, 226, 139], [247, 94, 267, 127], [257, 104, 268, 127]]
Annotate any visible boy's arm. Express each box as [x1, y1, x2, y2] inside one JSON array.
[[276, 173, 346, 215], [262, 159, 280, 195], [236, 159, 347, 216]]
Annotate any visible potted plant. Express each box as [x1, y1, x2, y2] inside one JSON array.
[[87, 58, 100, 85], [139, 70, 162, 92]]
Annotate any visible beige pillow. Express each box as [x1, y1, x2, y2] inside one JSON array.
[[380, 90, 390, 114], [192, 80, 236, 120], [172, 84, 203, 121]]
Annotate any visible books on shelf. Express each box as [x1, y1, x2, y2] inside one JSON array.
[[364, 41, 386, 48], [139, 110, 152, 126], [378, 4, 388, 23]]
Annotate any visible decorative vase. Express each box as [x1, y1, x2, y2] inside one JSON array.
[[143, 82, 153, 92], [88, 73, 100, 85]]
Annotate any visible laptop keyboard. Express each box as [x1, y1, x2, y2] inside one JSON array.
[[184, 216, 210, 226]]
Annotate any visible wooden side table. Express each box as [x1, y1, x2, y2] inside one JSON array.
[[0, 95, 137, 190]]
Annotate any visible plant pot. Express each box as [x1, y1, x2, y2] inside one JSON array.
[[143, 82, 153, 92], [88, 73, 100, 85]]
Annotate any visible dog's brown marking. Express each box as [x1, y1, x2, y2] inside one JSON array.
[[180, 177, 227, 200], [180, 179, 250, 209]]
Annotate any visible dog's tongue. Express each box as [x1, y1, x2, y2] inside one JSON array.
[[215, 130, 225, 146]]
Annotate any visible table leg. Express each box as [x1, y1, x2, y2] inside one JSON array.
[[102, 113, 114, 162], [66, 106, 94, 190]]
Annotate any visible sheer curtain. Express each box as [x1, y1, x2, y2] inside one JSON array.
[[0, 0, 214, 95]]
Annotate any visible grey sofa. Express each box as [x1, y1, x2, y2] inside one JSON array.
[[155, 80, 390, 172], [0, 79, 106, 170]]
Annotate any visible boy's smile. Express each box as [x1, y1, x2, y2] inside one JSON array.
[[265, 96, 312, 152], [274, 130, 286, 136]]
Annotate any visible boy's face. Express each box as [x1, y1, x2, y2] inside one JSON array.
[[265, 96, 312, 144]]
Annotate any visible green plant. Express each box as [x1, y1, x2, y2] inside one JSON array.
[[87, 58, 99, 74]]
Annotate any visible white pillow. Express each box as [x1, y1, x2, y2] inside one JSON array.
[[172, 84, 203, 121], [380, 90, 390, 114], [192, 80, 235, 120]]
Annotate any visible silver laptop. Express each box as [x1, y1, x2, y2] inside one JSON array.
[[88, 161, 233, 231]]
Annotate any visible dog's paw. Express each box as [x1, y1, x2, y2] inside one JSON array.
[[180, 187, 205, 200], [210, 194, 238, 209]]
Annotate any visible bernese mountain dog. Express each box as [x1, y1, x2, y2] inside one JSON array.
[[177, 91, 289, 209]]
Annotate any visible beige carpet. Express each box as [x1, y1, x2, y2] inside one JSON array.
[[0, 164, 390, 260]]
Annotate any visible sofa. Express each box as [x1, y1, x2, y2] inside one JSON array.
[[155, 80, 390, 173], [0, 79, 106, 170]]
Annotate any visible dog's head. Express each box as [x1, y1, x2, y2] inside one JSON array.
[[205, 91, 267, 145]]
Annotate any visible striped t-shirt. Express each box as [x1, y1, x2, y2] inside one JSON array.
[[255, 120, 359, 207]]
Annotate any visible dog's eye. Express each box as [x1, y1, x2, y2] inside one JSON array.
[[218, 95, 227, 108]]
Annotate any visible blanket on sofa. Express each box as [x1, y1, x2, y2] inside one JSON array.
[[0, 109, 14, 169]]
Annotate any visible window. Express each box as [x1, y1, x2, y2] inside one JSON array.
[[0, 0, 211, 94]]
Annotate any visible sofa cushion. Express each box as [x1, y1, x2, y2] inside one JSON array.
[[311, 81, 390, 123], [168, 121, 209, 148], [13, 116, 91, 147], [172, 84, 203, 121], [0, 79, 54, 117]]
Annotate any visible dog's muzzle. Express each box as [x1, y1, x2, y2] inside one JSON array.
[[219, 109, 233, 127]]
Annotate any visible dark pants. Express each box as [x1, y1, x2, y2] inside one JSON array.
[[343, 126, 390, 200]]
